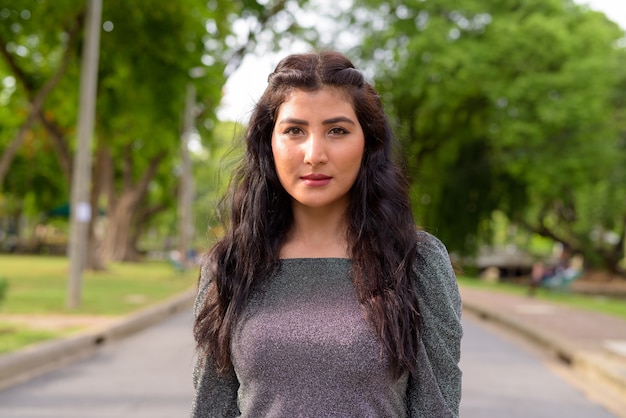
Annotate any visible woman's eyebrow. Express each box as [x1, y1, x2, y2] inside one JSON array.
[[277, 116, 357, 126], [322, 116, 356, 125], [277, 117, 308, 126]]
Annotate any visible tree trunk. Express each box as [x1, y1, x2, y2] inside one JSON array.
[[97, 150, 167, 262], [99, 193, 140, 261], [128, 202, 169, 261]]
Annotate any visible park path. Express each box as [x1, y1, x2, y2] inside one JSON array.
[[0, 309, 195, 418], [0, 298, 622, 417]]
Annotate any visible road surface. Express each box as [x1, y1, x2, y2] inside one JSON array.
[[0, 309, 618, 417], [460, 313, 616, 417], [0, 310, 196, 418]]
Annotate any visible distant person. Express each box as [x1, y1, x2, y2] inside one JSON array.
[[192, 51, 463, 417], [528, 246, 582, 296]]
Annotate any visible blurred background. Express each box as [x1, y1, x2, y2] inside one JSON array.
[[2, 3, 626, 415], [0, 0, 625, 281]]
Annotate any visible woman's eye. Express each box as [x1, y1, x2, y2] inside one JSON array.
[[285, 127, 303, 135], [329, 127, 348, 136]]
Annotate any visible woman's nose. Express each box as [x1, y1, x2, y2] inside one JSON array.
[[303, 135, 328, 166]]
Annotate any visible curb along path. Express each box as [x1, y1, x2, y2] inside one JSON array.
[[460, 286, 626, 402], [0, 288, 196, 392]]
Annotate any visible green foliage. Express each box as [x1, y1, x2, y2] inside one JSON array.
[[347, 0, 626, 271], [193, 120, 245, 236], [0, 0, 313, 260], [0, 0, 79, 208]]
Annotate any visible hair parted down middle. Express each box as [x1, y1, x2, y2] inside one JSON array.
[[194, 51, 423, 378]]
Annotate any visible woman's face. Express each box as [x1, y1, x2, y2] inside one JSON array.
[[271, 88, 365, 213]]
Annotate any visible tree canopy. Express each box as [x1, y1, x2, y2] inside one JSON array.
[[1, 0, 625, 275], [0, 0, 312, 263], [345, 0, 626, 272]]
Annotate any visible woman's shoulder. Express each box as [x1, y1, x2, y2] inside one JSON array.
[[194, 254, 214, 317], [412, 229, 462, 331], [415, 230, 450, 259], [412, 230, 458, 290]]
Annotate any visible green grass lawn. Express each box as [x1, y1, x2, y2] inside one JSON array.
[[0, 255, 198, 315], [457, 276, 626, 321], [0, 323, 67, 354], [0, 254, 199, 353]]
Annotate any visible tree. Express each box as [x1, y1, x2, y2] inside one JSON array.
[[92, 0, 315, 262], [193, 120, 246, 239], [346, 0, 626, 273], [0, 0, 80, 251], [0, 0, 314, 263], [0, 1, 80, 188]]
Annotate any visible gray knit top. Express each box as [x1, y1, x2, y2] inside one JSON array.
[[191, 232, 462, 417]]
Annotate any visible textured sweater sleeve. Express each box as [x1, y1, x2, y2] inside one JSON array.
[[190, 262, 241, 418], [406, 231, 463, 417]]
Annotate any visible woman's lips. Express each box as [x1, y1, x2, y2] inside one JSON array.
[[300, 174, 332, 187]]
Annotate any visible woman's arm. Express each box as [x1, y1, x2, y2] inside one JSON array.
[[191, 262, 240, 418], [406, 232, 463, 417]]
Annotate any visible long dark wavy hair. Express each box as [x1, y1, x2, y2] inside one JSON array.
[[194, 51, 422, 378]]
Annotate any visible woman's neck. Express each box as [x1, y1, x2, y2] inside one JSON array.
[[279, 204, 350, 259]]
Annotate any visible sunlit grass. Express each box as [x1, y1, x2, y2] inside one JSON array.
[[0, 255, 198, 315], [0, 323, 69, 354], [0, 254, 199, 354], [457, 276, 626, 320]]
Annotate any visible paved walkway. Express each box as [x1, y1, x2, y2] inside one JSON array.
[[1, 285, 626, 416], [0, 310, 195, 418], [460, 286, 626, 403], [460, 317, 617, 417], [1, 308, 617, 418]]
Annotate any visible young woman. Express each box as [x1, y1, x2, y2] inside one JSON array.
[[192, 51, 462, 417]]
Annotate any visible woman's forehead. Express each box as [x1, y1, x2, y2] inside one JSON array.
[[277, 87, 356, 117]]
